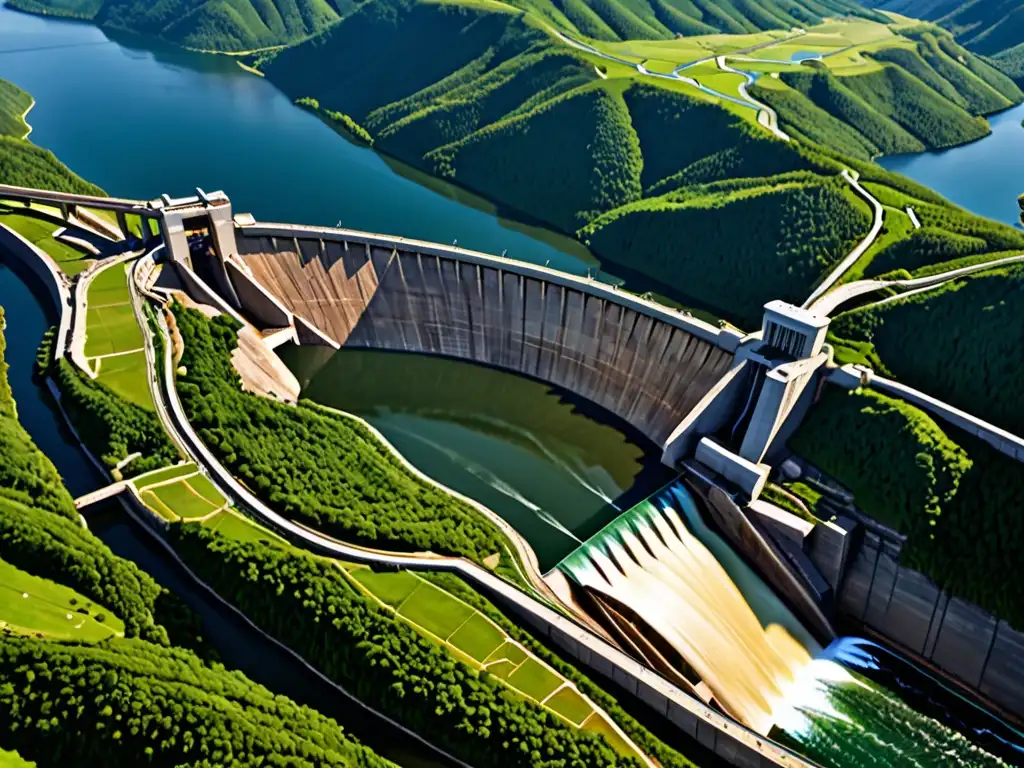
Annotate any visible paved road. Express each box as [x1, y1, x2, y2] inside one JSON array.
[[803, 169, 884, 309], [550, 28, 793, 139], [811, 251, 1024, 316]]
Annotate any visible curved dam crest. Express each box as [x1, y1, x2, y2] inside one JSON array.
[[233, 228, 738, 449]]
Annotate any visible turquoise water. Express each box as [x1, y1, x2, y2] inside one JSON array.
[[879, 101, 1024, 228]]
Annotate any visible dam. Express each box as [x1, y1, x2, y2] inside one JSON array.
[[3, 180, 1023, 768]]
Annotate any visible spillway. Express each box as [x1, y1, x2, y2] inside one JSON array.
[[560, 482, 818, 735], [559, 481, 1023, 766]]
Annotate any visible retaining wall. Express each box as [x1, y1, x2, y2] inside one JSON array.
[[838, 527, 1024, 717]]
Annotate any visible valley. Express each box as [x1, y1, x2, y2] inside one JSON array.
[[1, 1, 1024, 767]]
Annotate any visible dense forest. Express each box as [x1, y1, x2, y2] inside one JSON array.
[[0, 80, 31, 139], [791, 388, 1024, 628], [0, 636, 392, 768], [866, 0, 1024, 84], [830, 263, 1024, 437], [50, 358, 178, 478], [11, 0, 888, 49], [753, 31, 1022, 161], [172, 305, 526, 584], [168, 524, 646, 768], [6, 0, 348, 50]]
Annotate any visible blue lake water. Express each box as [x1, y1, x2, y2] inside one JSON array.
[[879, 101, 1024, 228]]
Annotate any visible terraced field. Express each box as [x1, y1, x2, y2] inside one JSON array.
[[83, 261, 151, 407], [346, 565, 636, 748], [132, 462, 228, 522]]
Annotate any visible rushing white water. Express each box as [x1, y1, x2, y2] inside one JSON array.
[[560, 481, 1018, 766]]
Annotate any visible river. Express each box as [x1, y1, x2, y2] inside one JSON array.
[[2, 5, 1024, 766], [879, 101, 1024, 228]]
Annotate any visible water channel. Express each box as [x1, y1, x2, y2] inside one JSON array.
[[2, 5, 1024, 766]]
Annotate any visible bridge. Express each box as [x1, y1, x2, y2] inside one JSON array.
[[74, 481, 128, 510]]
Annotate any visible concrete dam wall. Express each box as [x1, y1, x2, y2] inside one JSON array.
[[232, 228, 738, 448], [838, 525, 1024, 717]]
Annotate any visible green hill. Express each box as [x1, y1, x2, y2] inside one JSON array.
[[866, 0, 1024, 83], [751, 29, 1022, 160], [831, 263, 1024, 437], [0, 81, 32, 140], [7, 0, 347, 51], [0, 78, 103, 194], [500, 0, 890, 41], [12, 0, 890, 46], [791, 387, 1024, 630]]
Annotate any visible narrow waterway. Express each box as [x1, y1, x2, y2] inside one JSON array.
[[879, 101, 1024, 228], [280, 346, 673, 572], [0, 261, 453, 767], [89, 503, 455, 768]]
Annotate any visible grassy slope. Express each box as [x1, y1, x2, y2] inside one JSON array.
[[752, 28, 1022, 161]]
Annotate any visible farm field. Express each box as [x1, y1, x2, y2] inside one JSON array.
[[346, 563, 642, 760], [134, 463, 228, 521], [0, 204, 93, 275], [0, 558, 124, 641], [83, 261, 153, 408]]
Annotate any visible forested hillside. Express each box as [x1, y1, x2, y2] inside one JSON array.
[[0, 79, 103, 194], [792, 387, 1024, 629], [752, 29, 1023, 160], [864, 0, 1024, 83], [6, 0, 349, 51], [830, 263, 1024, 437], [11, 0, 890, 48], [0, 637, 392, 767], [258, 0, 1024, 327]]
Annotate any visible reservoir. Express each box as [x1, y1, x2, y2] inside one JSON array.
[[1, 5, 1024, 766], [280, 347, 673, 571], [879, 101, 1024, 228], [0, 4, 598, 278]]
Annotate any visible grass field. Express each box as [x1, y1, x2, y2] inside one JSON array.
[[347, 565, 647, 760], [83, 261, 153, 408], [132, 462, 201, 487], [0, 558, 124, 641], [0, 749, 35, 768], [0, 205, 93, 275], [201, 509, 291, 549], [135, 464, 228, 521]]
